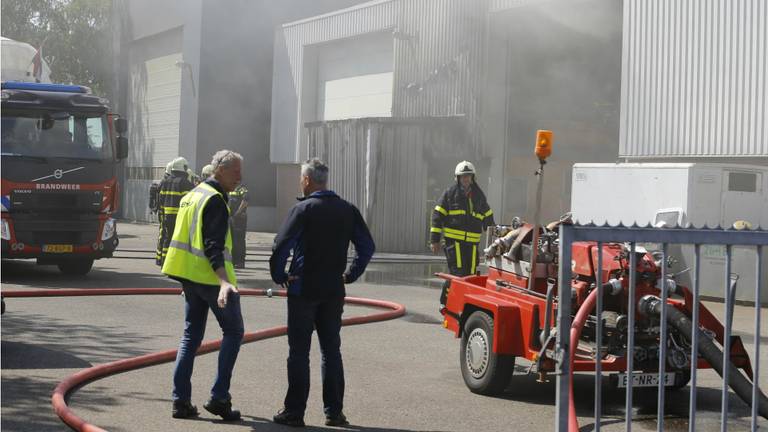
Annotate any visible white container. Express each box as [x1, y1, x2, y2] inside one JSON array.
[[571, 162, 768, 303]]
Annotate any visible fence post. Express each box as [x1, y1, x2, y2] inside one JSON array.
[[555, 224, 574, 432]]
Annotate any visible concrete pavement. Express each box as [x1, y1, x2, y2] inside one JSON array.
[[2, 221, 767, 431]]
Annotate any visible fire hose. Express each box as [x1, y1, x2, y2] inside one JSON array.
[[639, 295, 768, 420], [567, 290, 768, 432], [568, 286, 599, 432], [2, 288, 406, 432]]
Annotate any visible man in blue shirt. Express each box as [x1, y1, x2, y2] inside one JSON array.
[[269, 158, 375, 427]]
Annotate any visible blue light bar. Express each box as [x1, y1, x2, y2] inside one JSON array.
[[1, 81, 89, 93]]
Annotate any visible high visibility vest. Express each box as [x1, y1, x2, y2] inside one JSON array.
[[161, 182, 237, 286]]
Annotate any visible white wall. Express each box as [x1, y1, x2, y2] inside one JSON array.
[[620, 0, 768, 158]]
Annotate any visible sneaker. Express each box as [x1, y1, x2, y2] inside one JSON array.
[[203, 398, 241, 421], [273, 408, 305, 427], [172, 400, 199, 419], [325, 412, 349, 427]]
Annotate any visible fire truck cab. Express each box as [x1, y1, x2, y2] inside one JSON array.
[[1, 81, 128, 275]]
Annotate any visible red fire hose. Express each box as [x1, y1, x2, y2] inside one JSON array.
[[2, 288, 406, 432], [568, 287, 600, 432]]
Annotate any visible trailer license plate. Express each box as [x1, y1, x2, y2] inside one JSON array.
[[615, 372, 675, 388], [43, 244, 73, 253]]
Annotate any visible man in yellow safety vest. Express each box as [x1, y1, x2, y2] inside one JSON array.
[[162, 150, 244, 422]]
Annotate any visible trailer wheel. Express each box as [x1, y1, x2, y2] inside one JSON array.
[[669, 370, 691, 390], [460, 311, 515, 395], [57, 259, 94, 275]]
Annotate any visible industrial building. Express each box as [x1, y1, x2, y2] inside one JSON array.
[[111, 0, 369, 229], [271, 0, 766, 252], [116, 0, 767, 252]]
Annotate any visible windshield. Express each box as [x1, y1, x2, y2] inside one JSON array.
[[1, 110, 113, 161]]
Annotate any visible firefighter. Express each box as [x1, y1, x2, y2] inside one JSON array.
[[154, 161, 173, 264], [430, 161, 495, 306], [187, 168, 201, 186], [156, 157, 194, 266], [201, 164, 214, 179], [228, 183, 249, 268]]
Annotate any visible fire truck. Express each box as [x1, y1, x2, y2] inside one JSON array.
[[1, 81, 128, 275]]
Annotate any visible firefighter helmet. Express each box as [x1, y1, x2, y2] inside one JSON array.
[[200, 164, 214, 178], [454, 160, 476, 177], [165, 161, 173, 175], [187, 168, 199, 183], [170, 157, 188, 172]]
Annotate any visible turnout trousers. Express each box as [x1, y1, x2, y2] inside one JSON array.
[[440, 240, 479, 305]]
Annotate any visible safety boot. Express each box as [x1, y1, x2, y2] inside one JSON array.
[[325, 412, 349, 427], [204, 398, 241, 421], [172, 400, 199, 419], [273, 408, 305, 427]]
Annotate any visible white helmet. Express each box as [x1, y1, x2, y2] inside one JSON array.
[[165, 161, 173, 175], [170, 157, 188, 172], [200, 164, 214, 178], [455, 160, 476, 177]]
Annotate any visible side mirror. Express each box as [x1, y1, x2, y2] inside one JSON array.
[[115, 118, 128, 134], [116, 136, 129, 159]]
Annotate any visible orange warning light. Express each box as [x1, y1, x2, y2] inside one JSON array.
[[535, 130, 553, 160]]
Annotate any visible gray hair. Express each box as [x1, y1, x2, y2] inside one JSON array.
[[211, 150, 243, 171], [301, 158, 329, 185]]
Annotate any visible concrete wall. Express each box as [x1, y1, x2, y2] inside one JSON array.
[[276, 163, 301, 230], [196, 0, 277, 230]]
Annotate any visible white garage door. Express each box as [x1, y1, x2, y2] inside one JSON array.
[[130, 52, 182, 167], [317, 34, 393, 121], [323, 72, 393, 121]]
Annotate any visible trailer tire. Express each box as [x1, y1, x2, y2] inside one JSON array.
[[460, 311, 515, 395], [58, 259, 94, 276], [669, 369, 691, 390]]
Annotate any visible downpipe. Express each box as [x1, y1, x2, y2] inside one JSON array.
[[638, 295, 768, 420]]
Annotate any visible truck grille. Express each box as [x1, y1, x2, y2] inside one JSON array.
[[10, 190, 102, 212], [13, 219, 99, 245]]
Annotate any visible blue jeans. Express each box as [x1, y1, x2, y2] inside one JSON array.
[[284, 295, 345, 417], [172, 280, 244, 402]]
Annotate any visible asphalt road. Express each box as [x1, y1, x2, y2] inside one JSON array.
[[2, 222, 766, 431]]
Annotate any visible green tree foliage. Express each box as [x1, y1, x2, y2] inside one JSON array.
[[1, 0, 112, 97]]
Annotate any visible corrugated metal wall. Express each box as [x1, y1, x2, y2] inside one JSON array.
[[393, 0, 489, 153], [620, 0, 768, 158], [306, 117, 469, 253], [489, 0, 540, 12], [271, 0, 398, 163]]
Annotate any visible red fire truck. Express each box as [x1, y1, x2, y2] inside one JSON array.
[[1, 81, 128, 275]]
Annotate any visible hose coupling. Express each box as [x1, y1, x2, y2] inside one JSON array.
[[637, 294, 662, 316], [604, 278, 622, 296]]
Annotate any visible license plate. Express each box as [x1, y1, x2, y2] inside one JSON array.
[[43, 244, 73, 253], [615, 372, 675, 388]]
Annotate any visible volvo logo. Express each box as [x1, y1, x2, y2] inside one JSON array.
[[31, 166, 85, 182]]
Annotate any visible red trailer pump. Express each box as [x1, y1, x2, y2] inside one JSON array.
[[438, 131, 764, 424]]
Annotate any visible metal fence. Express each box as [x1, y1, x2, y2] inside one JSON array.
[[555, 224, 767, 431]]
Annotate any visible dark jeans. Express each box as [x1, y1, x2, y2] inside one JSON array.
[[440, 240, 478, 304], [284, 295, 345, 417], [172, 280, 244, 402]]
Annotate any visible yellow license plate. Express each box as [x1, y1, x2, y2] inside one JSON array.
[[43, 244, 73, 253]]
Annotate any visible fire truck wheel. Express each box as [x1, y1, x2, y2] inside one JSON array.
[[460, 311, 515, 395], [57, 259, 94, 276]]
